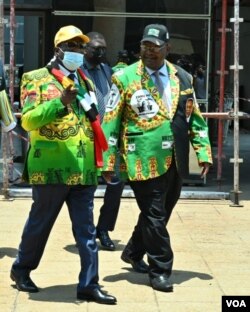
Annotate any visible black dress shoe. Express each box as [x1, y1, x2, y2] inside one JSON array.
[[96, 230, 116, 251], [150, 275, 173, 292], [121, 252, 149, 273], [10, 269, 39, 293], [77, 288, 117, 304]]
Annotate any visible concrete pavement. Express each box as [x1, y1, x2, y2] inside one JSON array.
[[1, 196, 250, 312]]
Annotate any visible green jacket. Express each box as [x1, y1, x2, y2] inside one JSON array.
[[112, 62, 128, 73], [21, 66, 99, 185], [102, 60, 212, 181]]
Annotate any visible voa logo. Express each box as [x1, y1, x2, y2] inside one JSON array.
[[226, 299, 246, 308]]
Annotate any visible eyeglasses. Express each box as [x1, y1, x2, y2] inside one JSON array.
[[61, 41, 85, 49], [140, 44, 165, 53]]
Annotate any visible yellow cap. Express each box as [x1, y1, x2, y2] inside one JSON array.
[[54, 25, 89, 47]]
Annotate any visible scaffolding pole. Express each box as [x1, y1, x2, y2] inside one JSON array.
[[0, 0, 9, 199], [0, 0, 4, 61], [9, 0, 15, 106], [217, 0, 228, 185], [6, 0, 16, 183], [1, 0, 16, 199], [229, 0, 243, 206]]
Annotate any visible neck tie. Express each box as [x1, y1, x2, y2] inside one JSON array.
[[153, 70, 171, 111], [153, 71, 164, 97], [68, 73, 76, 82], [89, 69, 106, 122]]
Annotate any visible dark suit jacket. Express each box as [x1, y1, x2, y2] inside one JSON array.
[[0, 59, 6, 91], [81, 61, 112, 88]]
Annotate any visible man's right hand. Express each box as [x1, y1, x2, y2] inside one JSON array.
[[61, 84, 78, 106]]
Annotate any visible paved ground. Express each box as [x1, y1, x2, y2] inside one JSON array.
[[1, 196, 250, 312]]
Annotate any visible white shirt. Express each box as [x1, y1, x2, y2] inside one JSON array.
[[58, 65, 79, 84]]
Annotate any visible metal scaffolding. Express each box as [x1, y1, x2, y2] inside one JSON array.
[[212, 0, 244, 206], [217, 0, 228, 184], [0, 0, 16, 199], [229, 0, 244, 206]]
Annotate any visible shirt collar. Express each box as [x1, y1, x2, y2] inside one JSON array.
[[58, 64, 77, 78], [146, 63, 168, 77]]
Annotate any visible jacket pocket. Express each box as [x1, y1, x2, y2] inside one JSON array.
[[125, 132, 143, 137]]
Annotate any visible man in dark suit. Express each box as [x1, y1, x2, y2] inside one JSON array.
[[81, 32, 124, 251]]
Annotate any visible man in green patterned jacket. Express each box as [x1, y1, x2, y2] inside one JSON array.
[[102, 24, 213, 292], [10, 25, 116, 305]]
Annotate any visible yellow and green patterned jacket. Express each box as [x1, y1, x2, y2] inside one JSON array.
[[20, 66, 99, 185], [102, 60, 213, 181]]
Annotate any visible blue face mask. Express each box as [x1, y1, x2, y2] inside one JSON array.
[[62, 51, 83, 71]]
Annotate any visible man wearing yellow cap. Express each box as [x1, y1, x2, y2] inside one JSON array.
[[10, 25, 116, 305]]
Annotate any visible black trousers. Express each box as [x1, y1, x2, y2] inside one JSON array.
[[126, 161, 182, 278], [96, 180, 125, 231]]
